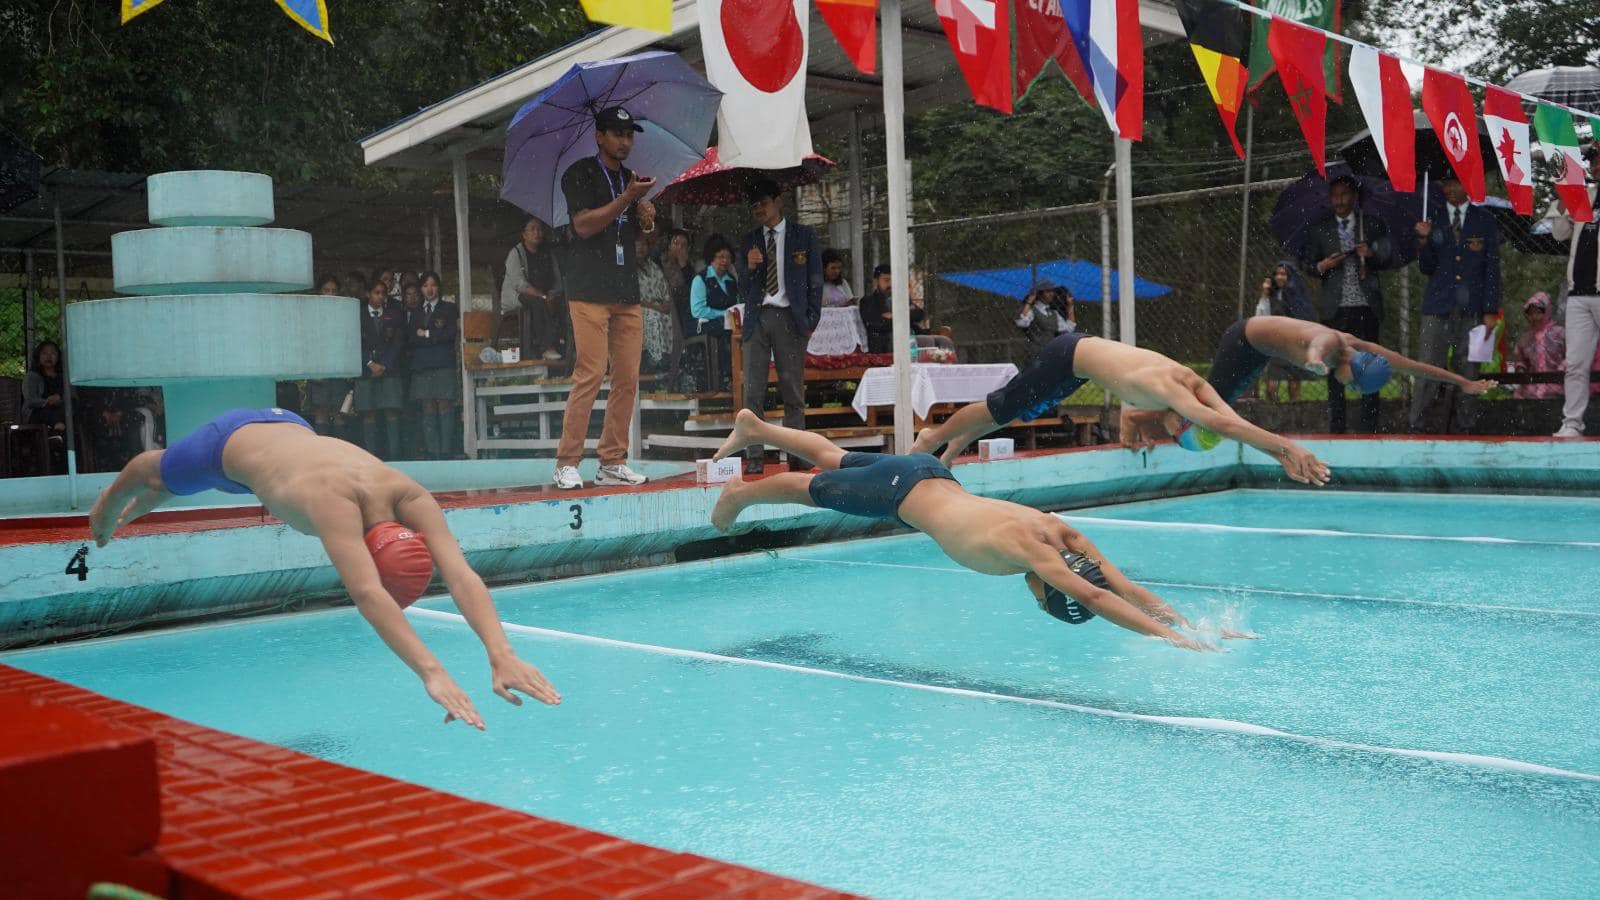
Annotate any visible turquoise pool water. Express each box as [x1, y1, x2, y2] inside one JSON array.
[[8, 489, 1600, 897]]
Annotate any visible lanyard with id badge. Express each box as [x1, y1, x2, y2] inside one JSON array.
[[598, 156, 629, 267]]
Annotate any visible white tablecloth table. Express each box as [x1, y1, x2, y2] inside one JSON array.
[[806, 306, 869, 356], [851, 362, 1020, 420]]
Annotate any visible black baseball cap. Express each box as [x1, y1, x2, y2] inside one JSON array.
[[595, 107, 645, 133]]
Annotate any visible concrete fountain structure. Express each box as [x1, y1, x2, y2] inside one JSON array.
[[67, 170, 357, 442]]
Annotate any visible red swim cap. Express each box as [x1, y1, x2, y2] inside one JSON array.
[[364, 522, 434, 608]]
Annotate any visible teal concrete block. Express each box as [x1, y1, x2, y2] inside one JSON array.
[[112, 227, 312, 295], [67, 294, 360, 385], [147, 171, 274, 226], [164, 381, 280, 442]]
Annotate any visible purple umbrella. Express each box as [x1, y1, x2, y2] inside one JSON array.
[[500, 51, 721, 227], [1270, 162, 1420, 267]]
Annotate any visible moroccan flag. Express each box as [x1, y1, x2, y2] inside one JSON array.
[[580, 0, 671, 33], [1482, 86, 1533, 215], [1268, 16, 1328, 175], [1015, 0, 1095, 107], [935, 0, 1013, 113], [816, 0, 877, 74], [1533, 103, 1594, 224], [1248, 0, 1342, 103], [1348, 45, 1415, 191], [1175, 0, 1249, 159], [1087, 0, 1143, 140], [1421, 68, 1486, 202]]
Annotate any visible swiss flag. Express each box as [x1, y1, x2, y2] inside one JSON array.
[[1421, 68, 1486, 202], [1267, 17, 1328, 176], [1481, 86, 1532, 215], [935, 0, 1012, 113], [1015, 0, 1094, 106]]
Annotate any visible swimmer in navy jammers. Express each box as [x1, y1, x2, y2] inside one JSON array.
[[711, 411, 1254, 651], [89, 408, 560, 728], [909, 333, 1330, 486]]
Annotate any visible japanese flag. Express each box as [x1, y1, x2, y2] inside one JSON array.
[[698, 0, 814, 168]]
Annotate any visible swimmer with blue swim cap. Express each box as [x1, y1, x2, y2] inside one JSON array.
[[89, 409, 561, 728], [1132, 316, 1498, 450], [714, 411, 1254, 650]]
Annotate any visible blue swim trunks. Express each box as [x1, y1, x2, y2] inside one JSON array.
[[158, 407, 312, 495], [986, 332, 1087, 425], [807, 452, 957, 526]]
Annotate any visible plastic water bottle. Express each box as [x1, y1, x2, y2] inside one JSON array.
[[909, 343, 920, 362]]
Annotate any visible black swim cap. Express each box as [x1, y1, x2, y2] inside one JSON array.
[[1035, 551, 1108, 625]]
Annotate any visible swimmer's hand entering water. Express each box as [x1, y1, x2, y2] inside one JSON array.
[[491, 653, 562, 707], [426, 670, 486, 730]]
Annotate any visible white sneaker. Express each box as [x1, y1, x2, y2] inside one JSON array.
[[542, 349, 564, 362], [595, 463, 648, 486], [553, 465, 583, 489], [1553, 425, 1584, 438]]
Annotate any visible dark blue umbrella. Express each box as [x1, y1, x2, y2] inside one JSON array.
[[1270, 162, 1421, 267], [501, 51, 721, 227], [937, 258, 1173, 302]]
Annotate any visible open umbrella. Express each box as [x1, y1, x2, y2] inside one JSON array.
[[1337, 108, 1497, 190], [500, 51, 721, 227], [1505, 65, 1600, 115], [937, 258, 1172, 302], [654, 147, 836, 207], [1270, 162, 1420, 266]]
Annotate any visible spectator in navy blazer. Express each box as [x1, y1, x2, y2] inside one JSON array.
[[407, 271, 461, 459], [1409, 173, 1502, 432], [356, 277, 408, 458], [736, 178, 823, 472]]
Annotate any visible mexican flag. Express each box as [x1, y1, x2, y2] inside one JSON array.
[[1533, 103, 1594, 224]]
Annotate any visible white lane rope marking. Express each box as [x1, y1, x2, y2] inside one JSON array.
[[411, 608, 1600, 785], [1058, 515, 1600, 549]]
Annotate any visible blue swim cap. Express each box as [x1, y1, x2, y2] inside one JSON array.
[[1173, 418, 1223, 452], [1349, 351, 1392, 395], [1035, 551, 1107, 624]]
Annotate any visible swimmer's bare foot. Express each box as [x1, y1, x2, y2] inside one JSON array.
[[711, 473, 749, 532], [938, 442, 966, 468], [713, 409, 765, 462], [909, 426, 940, 457]]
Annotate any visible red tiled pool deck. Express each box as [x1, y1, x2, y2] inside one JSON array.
[[0, 665, 857, 899]]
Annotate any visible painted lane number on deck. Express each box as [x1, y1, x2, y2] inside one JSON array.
[[65, 546, 89, 581], [568, 504, 583, 531]]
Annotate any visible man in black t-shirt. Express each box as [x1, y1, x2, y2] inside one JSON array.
[[1546, 148, 1600, 438], [553, 106, 658, 489]]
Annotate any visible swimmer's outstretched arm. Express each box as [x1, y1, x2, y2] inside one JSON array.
[[1056, 525, 1189, 629], [1165, 380, 1331, 487], [396, 490, 561, 709], [1028, 547, 1212, 651], [1347, 337, 1498, 394]]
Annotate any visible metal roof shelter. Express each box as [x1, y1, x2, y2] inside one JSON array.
[[360, 0, 1186, 456]]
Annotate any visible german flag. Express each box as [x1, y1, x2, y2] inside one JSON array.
[[1177, 0, 1250, 159]]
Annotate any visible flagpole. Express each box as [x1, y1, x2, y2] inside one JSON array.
[[1235, 106, 1255, 322], [1115, 136, 1136, 347], [881, 0, 914, 453]]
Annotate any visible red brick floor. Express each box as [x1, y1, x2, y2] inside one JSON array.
[[0, 665, 857, 899]]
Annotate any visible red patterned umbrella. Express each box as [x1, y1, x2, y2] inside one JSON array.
[[654, 147, 835, 206]]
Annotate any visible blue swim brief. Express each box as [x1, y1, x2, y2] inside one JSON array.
[[985, 332, 1088, 425], [158, 407, 312, 496], [807, 452, 957, 526]]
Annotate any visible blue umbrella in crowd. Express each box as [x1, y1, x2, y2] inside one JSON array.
[[501, 51, 721, 227], [938, 258, 1173, 302], [1270, 162, 1421, 267]]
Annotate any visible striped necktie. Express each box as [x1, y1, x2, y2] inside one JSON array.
[[765, 229, 779, 297]]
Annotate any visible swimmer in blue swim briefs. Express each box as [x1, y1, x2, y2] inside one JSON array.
[[908, 333, 1330, 485], [89, 408, 560, 728], [711, 411, 1255, 650]]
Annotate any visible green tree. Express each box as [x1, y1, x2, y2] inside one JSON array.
[[1361, 0, 1600, 83]]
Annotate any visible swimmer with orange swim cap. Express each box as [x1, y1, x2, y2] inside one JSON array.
[[89, 408, 559, 728]]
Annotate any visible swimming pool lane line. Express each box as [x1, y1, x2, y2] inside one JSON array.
[[408, 608, 1600, 786], [1057, 515, 1600, 550], [777, 556, 1600, 621]]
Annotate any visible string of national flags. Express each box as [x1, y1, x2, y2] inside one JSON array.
[[578, 0, 1597, 223], [121, 0, 333, 42]]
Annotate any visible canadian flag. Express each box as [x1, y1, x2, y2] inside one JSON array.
[[1268, 16, 1328, 176], [1482, 86, 1533, 215], [935, 0, 1012, 113], [698, 0, 814, 168], [1421, 67, 1486, 202], [1347, 45, 1415, 192]]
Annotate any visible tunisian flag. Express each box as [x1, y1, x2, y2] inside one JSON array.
[[1268, 16, 1329, 176], [1015, 0, 1094, 106], [1347, 45, 1415, 192], [1482, 86, 1533, 215], [698, 0, 814, 168], [1421, 68, 1486, 202], [935, 0, 1012, 113], [816, 0, 877, 74]]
